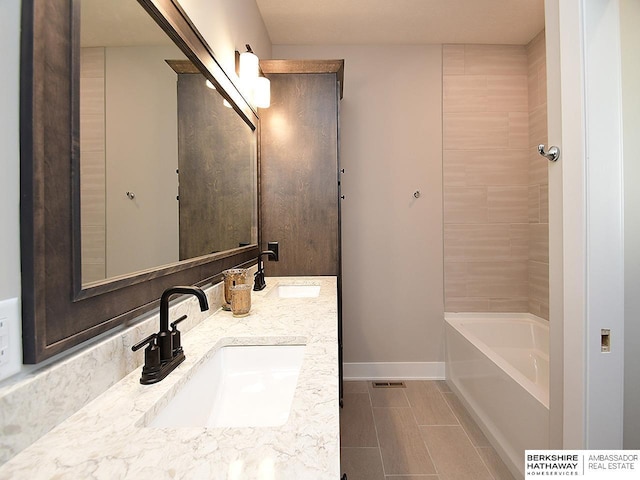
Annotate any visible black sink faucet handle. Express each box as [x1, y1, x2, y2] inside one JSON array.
[[132, 333, 161, 371], [170, 314, 188, 330], [170, 314, 188, 355], [132, 333, 157, 352]]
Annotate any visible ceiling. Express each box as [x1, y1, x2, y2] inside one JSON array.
[[255, 0, 545, 46]]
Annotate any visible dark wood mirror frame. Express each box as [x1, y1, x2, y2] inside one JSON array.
[[20, 0, 260, 363]]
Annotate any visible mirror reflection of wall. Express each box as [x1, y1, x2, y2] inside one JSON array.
[[79, 0, 257, 285]]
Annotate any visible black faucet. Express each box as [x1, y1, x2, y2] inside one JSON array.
[[253, 250, 278, 291], [132, 286, 209, 385]]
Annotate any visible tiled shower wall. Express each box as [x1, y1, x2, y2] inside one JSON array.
[[527, 32, 549, 319], [443, 35, 549, 319]]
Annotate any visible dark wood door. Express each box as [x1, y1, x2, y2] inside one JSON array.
[[260, 73, 339, 276]]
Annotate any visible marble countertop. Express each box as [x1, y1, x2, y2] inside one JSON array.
[[0, 277, 339, 480]]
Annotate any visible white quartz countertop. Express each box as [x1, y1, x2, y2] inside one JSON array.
[[0, 277, 339, 480]]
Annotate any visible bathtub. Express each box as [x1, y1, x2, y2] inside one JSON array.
[[445, 313, 549, 479]]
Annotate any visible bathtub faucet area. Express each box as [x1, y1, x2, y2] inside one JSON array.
[[132, 286, 209, 385]]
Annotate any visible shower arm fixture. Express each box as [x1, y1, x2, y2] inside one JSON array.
[[538, 144, 560, 162]]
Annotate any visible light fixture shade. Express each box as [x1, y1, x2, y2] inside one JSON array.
[[255, 76, 271, 108], [223, 99, 233, 109], [239, 51, 259, 81], [205, 79, 216, 90]]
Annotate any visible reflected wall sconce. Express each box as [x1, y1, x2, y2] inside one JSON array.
[[235, 44, 270, 108]]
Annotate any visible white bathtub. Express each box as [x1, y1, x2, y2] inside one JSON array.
[[445, 313, 549, 479]]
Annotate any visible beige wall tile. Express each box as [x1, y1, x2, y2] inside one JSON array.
[[444, 297, 490, 312], [442, 39, 549, 314], [508, 112, 529, 148], [464, 45, 527, 76], [80, 47, 105, 78], [80, 114, 106, 152], [487, 186, 529, 223], [529, 223, 549, 263], [442, 151, 468, 187], [420, 426, 493, 480], [444, 262, 467, 298], [443, 75, 488, 112], [444, 150, 529, 187], [467, 261, 528, 297], [443, 187, 488, 224], [529, 299, 543, 318], [528, 66, 540, 111], [529, 260, 549, 306], [444, 224, 512, 262], [529, 149, 548, 186], [80, 77, 105, 116], [373, 408, 436, 475], [81, 225, 105, 263], [529, 104, 548, 147], [529, 185, 540, 222], [510, 224, 529, 259], [443, 45, 465, 75], [488, 298, 529, 312], [444, 112, 509, 150], [540, 184, 549, 223], [80, 152, 106, 226], [487, 75, 528, 112]]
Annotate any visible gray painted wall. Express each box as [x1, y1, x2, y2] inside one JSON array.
[[0, 0, 22, 381], [274, 45, 445, 365], [621, 0, 640, 449]]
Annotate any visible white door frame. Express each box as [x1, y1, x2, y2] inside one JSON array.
[[546, 0, 625, 449]]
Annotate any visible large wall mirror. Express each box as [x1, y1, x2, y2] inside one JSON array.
[[20, 0, 260, 363]]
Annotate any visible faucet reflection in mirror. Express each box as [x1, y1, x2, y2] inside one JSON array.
[[132, 286, 209, 385]]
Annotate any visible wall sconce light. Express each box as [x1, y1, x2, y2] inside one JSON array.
[[239, 44, 259, 81], [235, 44, 270, 109]]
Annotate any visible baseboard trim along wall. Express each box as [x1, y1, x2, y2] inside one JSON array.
[[343, 362, 445, 380]]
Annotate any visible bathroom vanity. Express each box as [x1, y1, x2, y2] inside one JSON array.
[[0, 277, 339, 479]]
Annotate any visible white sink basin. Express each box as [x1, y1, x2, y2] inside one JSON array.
[[271, 284, 321, 298], [149, 345, 305, 428]]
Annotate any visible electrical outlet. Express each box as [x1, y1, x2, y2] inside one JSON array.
[[267, 242, 279, 261], [601, 329, 611, 353]]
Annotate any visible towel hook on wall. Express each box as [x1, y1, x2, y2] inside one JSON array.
[[538, 144, 560, 162]]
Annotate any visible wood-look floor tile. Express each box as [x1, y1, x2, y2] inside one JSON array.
[[368, 383, 410, 407], [442, 392, 490, 447], [341, 447, 385, 480], [340, 393, 378, 447], [373, 407, 436, 475], [477, 446, 516, 480], [435, 380, 452, 393], [404, 381, 458, 426], [344, 381, 369, 394], [420, 426, 493, 480], [385, 476, 440, 479]]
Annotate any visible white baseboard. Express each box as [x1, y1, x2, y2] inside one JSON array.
[[343, 362, 445, 380]]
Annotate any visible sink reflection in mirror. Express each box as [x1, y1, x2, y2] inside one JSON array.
[[149, 345, 305, 428], [269, 284, 321, 298]]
